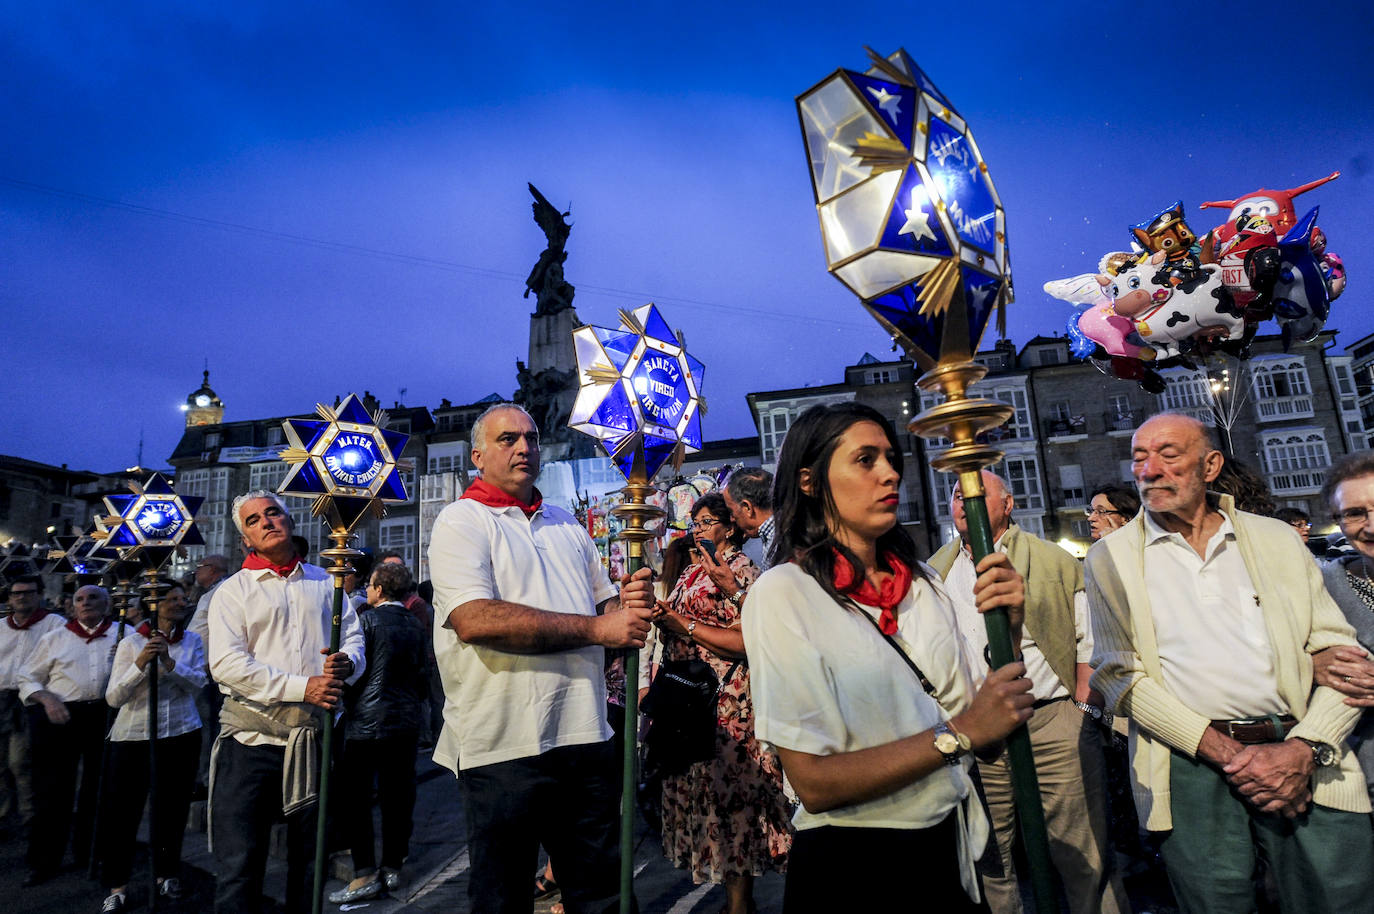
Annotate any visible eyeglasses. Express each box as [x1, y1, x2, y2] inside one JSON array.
[[1289, 521, 1312, 530], [8, 588, 38, 597], [689, 518, 723, 529], [1334, 507, 1374, 525], [1084, 507, 1124, 518]]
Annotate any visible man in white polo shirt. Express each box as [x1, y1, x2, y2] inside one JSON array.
[[428, 402, 654, 914], [1086, 412, 1374, 914]]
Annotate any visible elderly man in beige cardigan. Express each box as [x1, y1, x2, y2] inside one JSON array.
[[1085, 412, 1373, 914]]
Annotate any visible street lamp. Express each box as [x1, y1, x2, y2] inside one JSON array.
[[796, 47, 1055, 912]]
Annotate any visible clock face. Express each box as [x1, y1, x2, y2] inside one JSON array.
[[195, 394, 211, 407]]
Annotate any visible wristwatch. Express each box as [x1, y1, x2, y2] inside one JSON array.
[[727, 589, 745, 607], [933, 721, 972, 766], [686, 620, 697, 637], [1298, 737, 1338, 767]]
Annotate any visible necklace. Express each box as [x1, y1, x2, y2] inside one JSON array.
[[1346, 568, 1374, 611]]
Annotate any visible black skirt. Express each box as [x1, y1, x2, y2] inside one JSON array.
[[782, 812, 990, 913]]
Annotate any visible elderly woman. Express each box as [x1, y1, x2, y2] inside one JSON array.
[[742, 402, 1033, 911], [1313, 453, 1374, 803], [652, 492, 791, 914], [1086, 484, 1140, 541]]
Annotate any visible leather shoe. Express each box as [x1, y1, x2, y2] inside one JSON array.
[[328, 877, 384, 904]]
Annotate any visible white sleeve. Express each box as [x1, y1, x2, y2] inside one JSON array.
[[105, 636, 145, 708], [166, 632, 208, 694], [16, 631, 57, 703], [1074, 590, 1094, 664], [208, 580, 310, 704], [338, 601, 366, 686], [742, 572, 847, 756], [585, 529, 616, 606], [428, 505, 496, 619]]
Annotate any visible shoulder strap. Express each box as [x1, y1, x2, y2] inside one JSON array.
[[857, 608, 934, 695]]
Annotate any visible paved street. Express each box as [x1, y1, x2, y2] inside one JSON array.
[[5, 751, 1182, 914]]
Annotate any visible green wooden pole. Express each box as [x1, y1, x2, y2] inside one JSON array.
[[958, 481, 1057, 914], [311, 579, 344, 914]]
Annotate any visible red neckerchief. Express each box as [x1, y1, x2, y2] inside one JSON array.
[[831, 549, 912, 636], [242, 551, 302, 578], [6, 608, 49, 631], [461, 478, 543, 517], [135, 621, 184, 644], [65, 618, 113, 642]]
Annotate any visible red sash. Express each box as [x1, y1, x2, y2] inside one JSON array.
[[6, 608, 49, 631], [242, 552, 301, 578], [65, 618, 112, 642], [135, 620, 184, 644], [832, 550, 912, 636], [461, 478, 543, 517]]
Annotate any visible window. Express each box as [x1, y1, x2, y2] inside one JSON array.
[[760, 409, 793, 464], [1037, 348, 1059, 366], [1049, 400, 1071, 421], [1059, 464, 1085, 505], [1161, 370, 1208, 409], [1334, 363, 1356, 397], [1261, 429, 1331, 494], [1252, 357, 1314, 421], [929, 467, 960, 522], [989, 387, 1032, 441], [1071, 518, 1093, 539], [205, 431, 221, 448], [1119, 459, 1135, 483], [250, 461, 288, 493], [266, 427, 283, 447], [999, 456, 1043, 510], [866, 369, 894, 384], [380, 518, 417, 569]]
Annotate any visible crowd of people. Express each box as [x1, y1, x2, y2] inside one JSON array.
[[4, 399, 1374, 914]]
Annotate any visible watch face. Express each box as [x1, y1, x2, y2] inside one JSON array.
[[1315, 743, 1337, 766], [934, 731, 960, 756]]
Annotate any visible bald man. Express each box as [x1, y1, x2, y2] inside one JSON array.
[[17, 585, 116, 884], [1085, 412, 1374, 913], [929, 471, 1124, 914]]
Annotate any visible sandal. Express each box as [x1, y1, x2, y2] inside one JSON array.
[[534, 873, 559, 899]]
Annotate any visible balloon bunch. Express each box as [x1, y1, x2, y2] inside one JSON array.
[[1046, 172, 1344, 392]]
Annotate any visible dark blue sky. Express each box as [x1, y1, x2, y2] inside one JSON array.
[[4, 1, 1371, 472]]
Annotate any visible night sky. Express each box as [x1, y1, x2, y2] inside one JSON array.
[[4, 1, 1371, 473]]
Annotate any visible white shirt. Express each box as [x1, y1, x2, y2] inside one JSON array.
[[18, 621, 117, 703], [0, 612, 67, 690], [428, 498, 617, 772], [207, 563, 366, 747], [945, 541, 1093, 701], [1142, 510, 1286, 719], [186, 579, 223, 657], [743, 562, 990, 898], [106, 628, 207, 741]]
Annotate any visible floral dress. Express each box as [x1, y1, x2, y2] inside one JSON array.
[[658, 549, 792, 883]]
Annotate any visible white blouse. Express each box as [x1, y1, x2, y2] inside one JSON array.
[[742, 561, 990, 899], [106, 628, 207, 741]]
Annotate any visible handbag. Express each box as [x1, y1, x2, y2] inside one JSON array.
[[641, 655, 740, 778]]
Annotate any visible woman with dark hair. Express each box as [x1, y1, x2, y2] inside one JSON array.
[[1086, 484, 1140, 541], [743, 402, 1034, 911], [99, 581, 205, 913], [652, 492, 791, 914]]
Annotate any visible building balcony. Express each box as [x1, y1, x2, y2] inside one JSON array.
[[1255, 395, 1314, 422], [1103, 411, 1137, 436], [1044, 417, 1088, 441], [1268, 467, 1326, 495]]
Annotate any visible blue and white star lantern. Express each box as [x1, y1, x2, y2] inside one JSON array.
[[98, 472, 205, 569], [278, 393, 411, 532], [797, 47, 1012, 370], [569, 303, 705, 482]]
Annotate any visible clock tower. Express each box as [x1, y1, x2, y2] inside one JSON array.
[[183, 370, 225, 427]]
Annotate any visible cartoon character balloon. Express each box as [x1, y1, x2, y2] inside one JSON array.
[[1045, 173, 1344, 391]]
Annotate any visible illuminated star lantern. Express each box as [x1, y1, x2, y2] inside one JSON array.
[[797, 46, 1012, 370], [278, 393, 411, 532], [569, 303, 705, 482], [98, 472, 205, 569]]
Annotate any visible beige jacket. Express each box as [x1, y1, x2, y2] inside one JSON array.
[[1085, 494, 1369, 830]]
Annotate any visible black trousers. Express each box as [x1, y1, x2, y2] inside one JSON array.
[[782, 816, 991, 913], [98, 729, 200, 887], [458, 740, 626, 914], [211, 738, 315, 914], [340, 732, 418, 872], [27, 700, 106, 872]]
